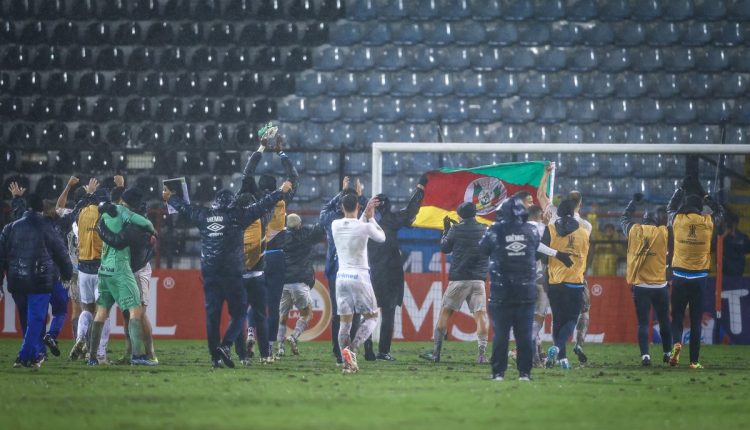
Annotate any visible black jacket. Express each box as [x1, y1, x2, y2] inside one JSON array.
[[441, 218, 489, 281], [479, 199, 539, 305], [368, 188, 424, 308], [0, 210, 73, 294], [282, 224, 326, 287], [168, 191, 282, 279], [96, 214, 155, 273]]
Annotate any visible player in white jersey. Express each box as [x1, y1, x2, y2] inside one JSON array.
[[331, 193, 385, 373]]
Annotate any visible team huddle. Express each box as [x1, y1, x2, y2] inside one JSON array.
[[0, 137, 723, 379]]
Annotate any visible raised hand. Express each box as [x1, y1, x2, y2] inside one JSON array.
[[83, 178, 99, 194], [67, 176, 80, 187], [342, 176, 351, 191], [281, 180, 293, 193], [365, 196, 380, 219], [274, 134, 284, 153], [114, 175, 125, 188], [545, 161, 555, 172], [8, 182, 26, 197], [356, 178, 364, 196]]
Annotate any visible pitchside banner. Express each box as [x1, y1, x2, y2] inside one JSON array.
[[3, 270, 748, 344]]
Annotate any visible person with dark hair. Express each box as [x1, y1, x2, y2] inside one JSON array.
[[235, 131, 299, 363], [479, 197, 540, 381], [362, 174, 427, 361], [0, 192, 73, 367], [331, 193, 384, 373], [541, 198, 590, 369], [621, 193, 672, 366], [275, 213, 326, 356], [666, 178, 723, 369], [320, 177, 368, 365], [722, 211, 750, 277], [97, 186, 159, 363], [422, 201, 489, 364], [164, 180, 292, 368]]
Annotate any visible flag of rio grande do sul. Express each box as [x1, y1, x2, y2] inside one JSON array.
[[413, 160, 551, 230]]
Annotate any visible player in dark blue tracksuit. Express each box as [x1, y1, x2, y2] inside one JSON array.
[[479, 197, 540, 381], [165, 183, 290, 368]]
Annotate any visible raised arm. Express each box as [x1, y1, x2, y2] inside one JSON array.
[[537, 162, 554, 210], [276, 135, 299, 204], [620, 193, 642, 236], [238, 145, 264, 197], [56, 176, 79, 210], [238, 182, 291, 228], [165, 187, 204, 226], [392, 177, 427, 228], [666, 188, 684, 227], [704, 195, 725, 233], [9, 182, 27, 220], [440, 222, 456, 254]]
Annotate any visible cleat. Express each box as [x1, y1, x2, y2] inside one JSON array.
[[335, 357, 344, 367], [260, 356, 275, 365], [669, 343, 681, 367], [131, 355, 159, 366], [276, 345, 285, 358], [12, 358, 23, 368], [519, 374, 532, 381], [287, 336, 299, 356], [44, 334, 60, 357], [545, 346, 559, 368], [211, 359, 224, 369], [239, 359, 251, 367], [341, 362, 356, 374], [96, 355, 111, 365], [69, 338, 86, 361], [377, 353, 396, 361], [559, 358, 571, 369], [419, 352, 439, 363], [573, 344, 588, 364], [491, 374, 504, 381], [216, 346, 235, 369], [477, 354, 488, 364], [688, 362, 704, 369], [663, 352, 671, 364], [642, 354, 651, 366], [86, 358, 98, 366], [341, 347, 359, 372]]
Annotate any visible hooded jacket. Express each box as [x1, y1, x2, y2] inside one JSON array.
[[441, 216, 488, 281], [168, 190, 282, 279], [479, 198, 539, 304], [0, 210, 73, 294], [367, 188, 424, 308], [282, 223, 326, 286]]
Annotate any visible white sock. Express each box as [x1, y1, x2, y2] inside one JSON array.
[[351, 318, 378, 352], [292, 316, 309, 340], [338, 321, 352, 351], [277, 323, 287, 343], [98, 318, 110, 358], [77, 311, 92, 342]]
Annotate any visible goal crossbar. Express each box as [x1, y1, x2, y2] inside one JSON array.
[[371, 142, 750, 194]]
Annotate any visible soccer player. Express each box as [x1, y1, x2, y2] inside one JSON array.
[[165, 183, 290, 368], [527, 204, 549, 367], [363, 174, 427, 361], [621, 193, 672, 366], [0, 193, 73, 367], [542, 198, 590, 369], [276, 214, 326, 356], [54, 177, 82, 340], [422, 202, 488, 364], [479, 197, 540, 381], [332, 194, 385, 373], [538, 163, 592, 363], [320, 178, 368, 365], [667, 177, 723, 369], [97, 187, 158, 363]]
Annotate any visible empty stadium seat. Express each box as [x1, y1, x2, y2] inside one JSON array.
[[455, 22, 486, 45], [301, 23, 329, 46], [567, 99, 599, 123], [359, 73, 391, 96], [141, 72, 171, 96], [582, 23, 614, 46], [375, 46, 406, 71], [647, 22, 681, 46], [114, 22, 143, 46], [502, 0, 533, 20], [393, 22, 425, 45], [174, 72, 202, 96], [13, 72, 42, 95], [567, 0, 598, 21], [486, 22, 519, 46], [278, 97, 308, 122], [134, 124, 164, 149], [314, 46, 345, 71], [52, 22, 79, 45], [128, 47, 156, 71], [285, 47, 312, 72], [236, 72, 264, 96], [425, 22, 455, 45], [663, 0, 694, 21], [471, 46, 503, 71], [95, 47, 123, 70], [32, 46, 63, 70], [109, 72, 137, 96], [519, 73, 550, 98], [29, 98, 56, 121], [535, 0, 565, 21], [205, 72, 234, 96]]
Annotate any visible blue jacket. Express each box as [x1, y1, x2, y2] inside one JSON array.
[[319, 192, 368, 279], [0, 210, 73, 294], [168, 191, 282, 279], [479, 198, 540, 305]]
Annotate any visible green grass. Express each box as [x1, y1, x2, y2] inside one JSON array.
[[0, 339, 748, 430]]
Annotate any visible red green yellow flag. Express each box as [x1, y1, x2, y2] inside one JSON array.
[[414, 160, 550, 230]]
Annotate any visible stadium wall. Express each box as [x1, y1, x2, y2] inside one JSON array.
[[3, 271, 749, 345]]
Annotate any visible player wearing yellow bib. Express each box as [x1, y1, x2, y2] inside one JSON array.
[[621, 193, 672, 366], [666, 177, 723, 369]]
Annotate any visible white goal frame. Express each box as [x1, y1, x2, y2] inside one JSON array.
[[371, 143, 750, 195]]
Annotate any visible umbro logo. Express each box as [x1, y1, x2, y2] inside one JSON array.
[[207, 223, 225, 233], [505, 242, 527, 253]]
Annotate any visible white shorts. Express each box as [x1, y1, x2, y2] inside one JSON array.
[[336, 270, 378, 316], [135, 263, 152, 306], [442, 280, 486, 312], [279, 283, 313, 316], [78, 272, 99, 305]]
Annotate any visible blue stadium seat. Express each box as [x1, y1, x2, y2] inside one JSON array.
[[341, 97, 370, 123], [64, 46, 93, 70], [613, 23, 646, 46], [716, 73, 748, 97], [551, 74, 583, 99], [599, 154, 633, 178], [409, 46, 437, 71], [696, 48, 729, 72], [322, 121, 355, 148], [471, 47, 503, 71], [567, 0, 598, 21], [485, 124, 520, 143], [664, 48, 695, 72], [174, 72, 202, 96], [359, 72, 391, 96], [109, 72, 137, 96], [375, 46, 406, 71], [296, 72, 329, 97], [686, 124, 721, 144], [503, 48, 536, 71], [125, 97, 151, 122], [12, 71, 42, 96], [631, 0, 661, 21], [221, 47, 248, 71], [132, 123, 163, 150], [537, 48, 567, 72], [128, 47, 156, 71], [647, 22, 681, 46], [467, 98, 501, 123], [486, 22, 519, 46], [372, 97, 405, 123], [392, 72, 423, 97], [250, 98, 276, 122], [362, 123, 392, 147], [412, 153, 439, 172], [470, 0, 502, 20], [314, 46, 345, 71], [305, 152, 338, 175], [257, 0, 285, 19], [168, 124, 198, 148], [615, 73, 648, 98], [59, 97, 87, 121], [726, 126, 749, 143], [404, 98, 440, 123], [52, 22, 78, 46], [187, 98, 215, 121], [391, 22, 424, 45], [537, 99, 566, 123], [0, 20, 15, 44], [567, 100, 599, 124], [502, 99, 535, 123], [583, 23, 614, 46], [362, 23, 391, 46], [99, 0, 128, 20], [288, 0, 318, 20], [202, 125, 229, 148], [549, 23, 582, 46], [41, 123, 68, 149], [219, 98, 246, 121], [141, 72, 170, 96], [632, 48, 663, 72], [302, 23, 329, 46], [455, 72, 486, 97], [350, 0, 377, 21], [156, 98, 183, 121], [440, 0, 471, 21], [535, 0, 565, 21], [683, 22, 712, 46], [519, 73, 550, 98], [45, 71, 72, 96], [651, 73, 680, 97], [309, 98, 342, 123], [666, 100, 698, 124], [105, 124, 131, 149], [518, 22, 551, 46], [159, 47, 186, 71], [568, 48, 598, 71], [345, 46, 375, 71], [502, 0, 533, 20], [715, 22, 745, 46], [697, 0, 727, 20], [437, 47, 471, 71], [699, 100, 731, 124], [133, 0, 161, 19], [321, 1, 348, 22], [590, 124, 627, 143], [238, 22, 265, 46], [0, 73, 9, 95], [601, 99, 631, 123], [437, 99, 468, 123], [423, 73, 453, 96], [208, 23, 236, 46], [284, 47, 312, 72], [599, 48, 631, 72], [488, 71, 518, 97], [345, 152, 370, 175], [663, 0, 694, 21], [114, 22, 143, 45], [633, 99, 664, 125], [454, 22, 486, 45], [330, 22, 363, 46], [586, 73, 615, 98], [425, 23, 455, 45], [294, 177, 322, 203], [412, 0, 440, 21], [379, 0, 410, 21]]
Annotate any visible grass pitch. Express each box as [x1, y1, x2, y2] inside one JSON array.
[[0, 339, 748, 430]]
